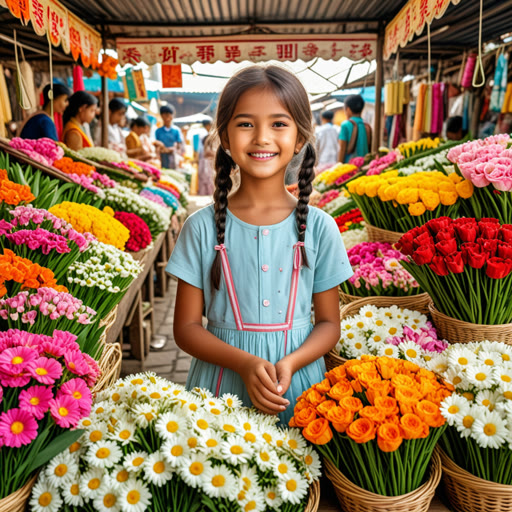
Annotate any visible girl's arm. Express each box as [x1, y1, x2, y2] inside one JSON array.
[[173, 279, 290, 415], [275, 286, 340, 395]]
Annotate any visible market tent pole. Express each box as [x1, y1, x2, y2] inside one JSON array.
[[101, 27, 109, 148], [373, 27, 384, 153]]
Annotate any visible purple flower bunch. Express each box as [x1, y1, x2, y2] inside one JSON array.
[[140, 189, 169, 208], [341, 241, 420, 297], [9, 138, 64, 167], [387, 324, 448, 353], [367, 151, 400, 176], [0, 288, 97, 336], [5, 205, 92, 252]]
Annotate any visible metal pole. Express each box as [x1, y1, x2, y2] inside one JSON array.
[[372, 27, 384, 153], [101, 27, 109, 148]]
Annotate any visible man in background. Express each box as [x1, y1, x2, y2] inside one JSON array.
[[315, 110, 339, 166], [338, 94, 372, 163], [155, 104, 182, 169]]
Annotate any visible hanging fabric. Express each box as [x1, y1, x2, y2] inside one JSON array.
[[413, 83, 427, 134], [502, 83, 512, 114], [0, 65, 12, 138], [14, 31, 37, 111], [490, 52, 508, 112], [461, 54, 477, 88], [73, 66, 85, 92]]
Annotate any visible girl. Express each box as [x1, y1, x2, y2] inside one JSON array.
[[62, 91, 97, 151], [167, 65, 352, 424]]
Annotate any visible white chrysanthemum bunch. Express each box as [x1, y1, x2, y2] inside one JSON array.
[[104, 187, 171, 237], [78, 147, 123, 163], [66, 240, 143, 319], [434, 341, 512, 450], [398, 149, 452, 176], [322, 192, 353, 215], [340, 224, 368, 250], [31, 374, 320, 512], [336, 305, 447, 363]]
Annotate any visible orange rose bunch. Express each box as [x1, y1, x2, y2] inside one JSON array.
[[0, 249, 68, 298], [290, 355, 452, 496], [0, 169, 35, 208]]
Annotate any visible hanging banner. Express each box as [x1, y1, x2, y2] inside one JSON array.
[[117, 34, 377, 66], [123, 68, 147, 101], [1, 0, 102, 67], [162, 65, 182, 88], [384, 0, 463, 60]]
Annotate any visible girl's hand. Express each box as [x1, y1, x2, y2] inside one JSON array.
[[240, 356, 290, 415], [275, 356, 296, 396]]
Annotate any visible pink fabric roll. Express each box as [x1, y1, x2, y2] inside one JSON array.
[[461, 54, 476, 88], [73, 66, 85, 92]]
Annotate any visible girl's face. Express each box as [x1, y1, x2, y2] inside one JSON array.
[[225, 87, 303, 180], [53, 94, 69, 114], [78, 104, 97, 124]]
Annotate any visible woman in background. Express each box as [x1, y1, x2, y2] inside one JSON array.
[[62, 91, 97, 151]]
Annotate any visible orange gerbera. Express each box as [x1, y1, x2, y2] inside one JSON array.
[[302, 418, 333, 445], [377, 422, 403, 452], [347, 418, 376, 444], [0, 169, 35, 206]]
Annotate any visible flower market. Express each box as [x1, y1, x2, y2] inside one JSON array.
[[1, 0, 512, 512]]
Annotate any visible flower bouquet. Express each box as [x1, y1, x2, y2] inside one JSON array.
[[114, 212, 152, 252], [0, 167, 35, 218], [367, 151, 400, 176], [78, 147, 123, 163], [104, 186, 171, 237], [348, 170, 473, 233], [334, 304, 447, 361], [290, 356, 450, 499], [313, 163, 359, 193], [31, 373, 320, 512], [340, 242, 420, 298], [139, 189, 169, 209], [48, 202, 130, 251], [432, 341, 512, 484], [341, 227, 369, 251], [66, 240, 142, 319], [53, 157, 95, 177], [9, 138, 64, 167], [143, 186, 179, 212], [447, 134, 512, 223], [334, 208, 364, 234], [396, 137, 442, 159], [319, 189, 355, 217], [132, 159, 162, 180], [398, 216, 512, 325], [0, 329, 99, 501]]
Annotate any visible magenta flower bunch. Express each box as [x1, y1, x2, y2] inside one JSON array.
[[9, 137, 64, 167], [317, 189, 340, 208], [386, 324, 448, 353], [0, 288, 97, 336], [340, 241, 420, 297], [132, 159, 162, 180], [367, 151, 400, 176], [139, 188, 169, 208], [0, 328, 99, 498], [91, 171, 117, 188], [67, 173, 101, 194]]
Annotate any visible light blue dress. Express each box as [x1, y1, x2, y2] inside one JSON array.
[[166, 204, 352, 424]]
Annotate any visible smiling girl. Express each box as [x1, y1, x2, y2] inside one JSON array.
[[167, 65, 352, 424]]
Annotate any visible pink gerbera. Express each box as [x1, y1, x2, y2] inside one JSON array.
[[19, 386, 54, 419], [40, 340, 66, 358], [63, 351, 89, 377], [0, 346, 38, 375], [52, 331, 80, 353], [82, 353, 101, 387], [29, 357, 63, 385], [0, 408, 38, 447], [49, 395, 81, 428], [0, 370, 31, 388], [59, 378, 92, 416]]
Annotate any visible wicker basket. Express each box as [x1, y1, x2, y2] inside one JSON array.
[[429, 302, 512, 345], [338, 289, 430, 314], [92, 342, 123, 394], [323, 449, 441, 512], [305, 479, 320, 512], [98, 305, 119, 346], [439, 447, 512, 512], [325, 296, 432, 371], [366, 223, 404, 245], [0, 473, 38, 512]]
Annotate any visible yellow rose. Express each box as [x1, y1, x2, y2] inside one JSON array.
[[385, 184, 402, 201], [449, 173, 463, 184], [365, 182, 381, 198], [419, 190, 441, 211], [438, 182, 456, 193], [455, 179, 474, 199], [408, 202, 426, 216], [396, 188, 419, 205], [439, 190, 458, 206]]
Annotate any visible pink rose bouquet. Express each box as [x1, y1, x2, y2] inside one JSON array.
[[340, 241, 420, 297], [9, 138, 64, 167], [0, 328, 99, 499], [447, 134, 512, 222]]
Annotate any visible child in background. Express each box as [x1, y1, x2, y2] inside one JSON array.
[[167, 65, 352, 424], [155, 104, 183, 169], [338, 94, 372, 163]]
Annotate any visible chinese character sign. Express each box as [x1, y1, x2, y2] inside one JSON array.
[[117, 34, 377, 66], [384, 0, 463, 59]]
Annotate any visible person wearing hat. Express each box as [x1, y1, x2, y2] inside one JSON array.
[[20, 83, 71, 141]]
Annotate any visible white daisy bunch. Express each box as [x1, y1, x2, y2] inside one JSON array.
[[66, 240, 143, 320], [336, 305, 447, 363], [32, 373, 320, 512], [340, 224, 368, 250], [78, 147, 123, 163], [434, 341, 512, 484], [103, 186, 171, 237], [322, 192, 353, 215]]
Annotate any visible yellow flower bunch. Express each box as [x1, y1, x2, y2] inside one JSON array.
[[313, 163, 358, 188], [397, 138, 441, 158], [127, 161, 143, 173], [49, 202, 130, 251]]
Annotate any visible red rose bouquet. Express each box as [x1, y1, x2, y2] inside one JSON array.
[[114, 211, 152, 252], [398, 216, 512, 324]]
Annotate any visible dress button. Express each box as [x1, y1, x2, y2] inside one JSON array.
[[263, 300, 270, 307], [261, 264, 269, 272], [278, 310, 282, 314], [262, 229, 270, 236]]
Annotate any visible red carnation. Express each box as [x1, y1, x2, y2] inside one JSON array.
[[486, 257, 512, 279], [445, 252, 465, 274], [436, 238, 458, 257], [114, 211, 152, 252], [461, 243, 487, 269], [501, 225, 512, 243], [478, 238, 498, 257]]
